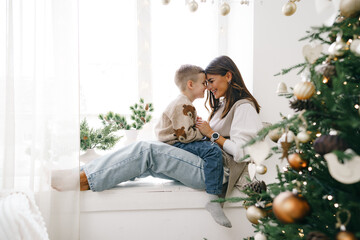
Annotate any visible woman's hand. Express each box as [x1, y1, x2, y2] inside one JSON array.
[[196, 118, 214, 138]]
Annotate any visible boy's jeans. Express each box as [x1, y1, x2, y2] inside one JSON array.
[[173, 141, 223, 195], [83, 141, 208, 191]]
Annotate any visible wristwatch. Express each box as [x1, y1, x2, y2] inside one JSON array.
[[210, 132, 220, 142]]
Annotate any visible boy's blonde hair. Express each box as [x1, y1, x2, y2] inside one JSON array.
[[174, 64, 205, 91]]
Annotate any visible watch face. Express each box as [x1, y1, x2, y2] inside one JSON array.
[[212, 132, 219, 139]]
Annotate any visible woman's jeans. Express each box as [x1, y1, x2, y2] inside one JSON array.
[[173, 141, 223, 195], [83, 141, 207, 192]]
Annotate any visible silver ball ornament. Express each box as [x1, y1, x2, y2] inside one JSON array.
[[254, 232, 267, 240], [282, 1, 297, 16], [246, 206, 267, 224], [220, 2, 231, 16], [256, 164, 267, 175], [188, 1, 198, 12], [297, 131, 311, 143], [350, 39, 360, 57]]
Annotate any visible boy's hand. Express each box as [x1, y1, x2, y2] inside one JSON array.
[[196, 119, 213, 138]]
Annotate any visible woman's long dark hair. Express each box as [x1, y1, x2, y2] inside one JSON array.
[[205, 55, 260, 120]]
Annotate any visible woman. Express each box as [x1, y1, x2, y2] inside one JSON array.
[[80, 55, 262, 202]]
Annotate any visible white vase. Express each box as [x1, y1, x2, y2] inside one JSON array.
[[124, 129, 139, 145], [80, 148, 101, 164]]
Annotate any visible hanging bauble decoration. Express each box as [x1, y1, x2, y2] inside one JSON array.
[[288, 153, 308, 171], [246, 205, 267, 224], [302, 44, 323, 64], [272, 191, 311, 224], [254, 232, 267, 240], [350, 38, 360, 57], [276, 82, 288, 95], [313, 135, 349, 155], [328, 33, 347, 57], [188, 0, 198, 12], [293, 82, 316, 100], [315, 62, 336, 78], [278, 131, 296, 143], [220, 2, 231, 16], [306, 231, 330, 240], [324, 149, 360, 184], [297, 130, 311, 143], [268, 128, 283, 143], [339, 0, 360, 17], [256, 164, 268, 174], [336, 231, 357, 240], [282, 1, 297, 16], [162, 0, 170, 5]]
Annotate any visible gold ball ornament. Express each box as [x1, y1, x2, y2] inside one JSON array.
[[220, 2, 231, 16], [339, 0, 360, 17], [246, 206, 267, 224], [268, 128, 283, 142], [350, 39, 360, 57], [272, 191, 310, 224], [336, 231, 357, 240], [282, 1, 297, 16], [188, 1, 198, 12], [256, 164, 267, 174], [293, 82, 316, 100], [162, 0, 170, 5], [297, 131, 311, 143], [288, 153, 308, 171]]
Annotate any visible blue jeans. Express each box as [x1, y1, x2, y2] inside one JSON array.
[[173, 141, 223, 195], [83, 141, 207, 192]]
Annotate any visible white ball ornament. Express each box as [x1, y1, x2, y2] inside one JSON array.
[[293, 82, 316, 100], [350, 39, 360, 57], [297, 131, 311, 143], [220, 2, 231, 16], [339, 0, 360, 17], [188, 1, 198, 12], [254, 232, 267, 240], [282, 1, 297, 16], [246, 206, 267, 224], [256, 164, 267, 175]]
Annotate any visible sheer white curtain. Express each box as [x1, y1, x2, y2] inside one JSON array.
[[0, 0, 79, 239]]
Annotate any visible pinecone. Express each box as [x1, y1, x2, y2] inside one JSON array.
[[306, 231, 329, 240], [315, 63, 336, 78], [244, 180, 267, 193], [289, 99, 316, 112]]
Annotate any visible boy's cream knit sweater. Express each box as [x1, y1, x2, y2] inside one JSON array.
[[154, 94, 203, 145]]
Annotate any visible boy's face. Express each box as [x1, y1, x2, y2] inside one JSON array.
[[192, 73, 207, 99]]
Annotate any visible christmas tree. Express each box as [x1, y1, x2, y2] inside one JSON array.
[[225, 4, 360, 240]]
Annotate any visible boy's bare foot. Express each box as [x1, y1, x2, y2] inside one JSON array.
[[80, 171, 90, 191]]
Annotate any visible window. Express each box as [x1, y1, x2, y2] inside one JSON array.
[[80, 0, 222, 134]]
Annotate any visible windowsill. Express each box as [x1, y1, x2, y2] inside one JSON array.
[[80, 176, 245, 212]]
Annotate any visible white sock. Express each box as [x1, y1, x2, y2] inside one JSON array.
[[205, 194, 232, 228], [51, 168, 79, 191]]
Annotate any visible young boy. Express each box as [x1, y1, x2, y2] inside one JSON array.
[[154, 64, 231, 228]]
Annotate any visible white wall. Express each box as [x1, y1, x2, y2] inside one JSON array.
[[253, 0, 327, 123]]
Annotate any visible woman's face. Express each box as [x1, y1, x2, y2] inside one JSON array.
[[206, 72, 231, 99]]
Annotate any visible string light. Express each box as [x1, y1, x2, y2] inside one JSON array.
[[343, 81, 348, 85], [308, 167, 312, 171], [334, 203, 339, 208], [317, 90, 321, 95], [327, 195, 333, 200], [355, 104, 359, 109]]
